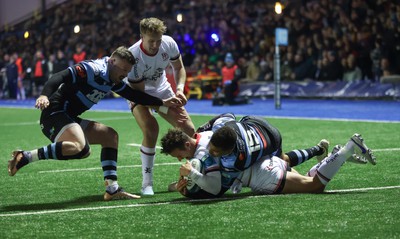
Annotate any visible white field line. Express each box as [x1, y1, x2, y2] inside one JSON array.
[[0, 185, 399, 217], [38, 162, 181, 174], [1, 112, 399, 127], [0, 116, 133, 127], [37, 145, 399, 174]]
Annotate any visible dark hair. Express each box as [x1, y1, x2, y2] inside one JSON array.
[[160, 128, 189, 155], [210, 126, 236, 151], [111, 46, 136, 65]]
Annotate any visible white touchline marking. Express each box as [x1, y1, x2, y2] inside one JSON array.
[[38, 162, 181, 174], [37, 145, 399, 174], [128, 143, 161, 149], [0, 185, 399, 217], [128, 143, 400, 152], [373, 148, 400, 152], [1, 110, 399, 127], [0, 116, 133, 127]]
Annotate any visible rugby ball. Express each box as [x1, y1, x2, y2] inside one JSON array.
[[186, 158, 204, 193]]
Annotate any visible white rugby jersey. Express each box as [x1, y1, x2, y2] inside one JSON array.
[[127, 35, 180, 93], [193, 131, 213, 159]]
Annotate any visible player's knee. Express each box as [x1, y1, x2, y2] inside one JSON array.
[[107, 127, 119, 145], [74, 142, 91, 159]]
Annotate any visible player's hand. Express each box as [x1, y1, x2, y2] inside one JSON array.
[[162, 96, 183, 107], [230, 178, 243, 194], [177, 177, 189, 196], [179, 160, 192, 176], [35, 95, 50, 110], [175, 90, 188, 105], [176, 176, 188, 191]]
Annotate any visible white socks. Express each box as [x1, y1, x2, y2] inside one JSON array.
[[140, 146, 156, 187], [307, 141, 353, 185]]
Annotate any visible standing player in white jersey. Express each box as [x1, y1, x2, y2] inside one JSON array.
[[125, 17, 195, 195]]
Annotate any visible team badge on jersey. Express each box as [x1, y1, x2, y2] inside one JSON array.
[[75, 65, 87, 79], [161, 53, 169, 61]]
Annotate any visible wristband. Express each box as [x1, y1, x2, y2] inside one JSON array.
[[177, 83, 185, 91], [158, 106, 169, 114]]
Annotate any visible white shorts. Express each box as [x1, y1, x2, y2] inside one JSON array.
[[128, 86, 175, 110], [240, 156, 288, 194], [145, 85, 175, 99]]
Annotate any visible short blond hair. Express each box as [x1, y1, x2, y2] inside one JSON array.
[[140, 17, 167, 35]]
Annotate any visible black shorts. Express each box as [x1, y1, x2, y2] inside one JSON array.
[[40, 110, 83, 142]]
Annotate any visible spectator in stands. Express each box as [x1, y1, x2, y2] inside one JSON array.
[[370, 38, 383, 82], [31, 50, 48, 97], [257, 59, 273, 82], [244, 55, 260, 83], [0, 52, 6, 98], [291, 51, 316, 81], [14, 52, 26, 100], [342, 54, 362, 82], [53, 50, 69, 74], [316, 50, 343, 81], [47, 54, 56, 78], [281, 51, 294, 81], [0, 0, 399, 92], [217, 53, 248, 105], [5, 53, 18, 99], [72, 43, 86, 64]]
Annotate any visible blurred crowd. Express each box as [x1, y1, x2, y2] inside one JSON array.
[[1, 0, 399, 99]]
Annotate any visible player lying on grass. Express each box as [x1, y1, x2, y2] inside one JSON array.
[[162, 113, 335, 194], [160, 113, 373, 198], [8, 46, 182, 201], [177, 131, 376, 198]]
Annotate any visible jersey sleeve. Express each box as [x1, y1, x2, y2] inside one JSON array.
[[196, 113, 236, 132], [189, 170, 221, 195], [40, 68, 72, 97], [112, 83, 163, 106], [165, 35, 180, 61]]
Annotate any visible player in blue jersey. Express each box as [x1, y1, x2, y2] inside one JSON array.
[[161, 113, 372, 198], [161, 113, 329, 197], [8, 46, 181, 201], [177, 133, 375, 198]]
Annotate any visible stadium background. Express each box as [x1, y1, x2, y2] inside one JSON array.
[[0, 1, 399, 238]]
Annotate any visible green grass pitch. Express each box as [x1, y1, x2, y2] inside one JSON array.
[[0, 108, 399, 238]]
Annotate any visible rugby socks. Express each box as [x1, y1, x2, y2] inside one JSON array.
[[309, 143, 352, 185], [101, 147, 118, 181], [101, 147, 119, 193], [140, 146, 156, 187], [37, 142, 64, 160], [285, 145, 323, 166]]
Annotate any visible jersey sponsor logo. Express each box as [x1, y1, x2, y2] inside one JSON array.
[[75, 65, 86, 79], [161, 53, 169, 61], [86, 89, 106, 103], [266, 159, 274, 171]]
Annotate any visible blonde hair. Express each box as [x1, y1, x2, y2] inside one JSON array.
[[140, 17, 167, 35]]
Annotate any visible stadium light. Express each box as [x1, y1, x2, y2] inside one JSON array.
[[176, 13, 183, 23], [74, 25, 80, 34], [211, 33, 219, 42], [275, 2, 283, 14], [24, 31, 30, 39]]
